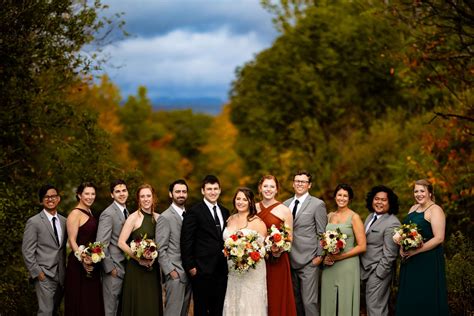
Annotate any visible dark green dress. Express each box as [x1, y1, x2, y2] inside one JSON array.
[[396, 211, 449, 315], [122, 212, 163, 316]]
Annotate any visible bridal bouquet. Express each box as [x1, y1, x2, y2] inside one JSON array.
[[223, 230, 266, 274], [393, 223, 423, 252], [130, 234, 159, 260], [319, 228, 347, 255], [264, 224, 292, 259]]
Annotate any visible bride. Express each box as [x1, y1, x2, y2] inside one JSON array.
[[223, 187, 268, 316]]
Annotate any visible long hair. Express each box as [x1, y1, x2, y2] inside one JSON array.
[[414, 179, 435, 202], [232, 187, 257, 221], [365, 185, 399, 215], [136, 184, 158, 223]]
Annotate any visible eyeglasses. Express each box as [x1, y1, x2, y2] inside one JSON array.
[[44, 195, 59, 200], [294, 180, 310, 184]]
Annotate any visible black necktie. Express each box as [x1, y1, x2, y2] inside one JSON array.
[[213, 205, 221, 232], [52, 217, 60, 245], [366, 214, 378, 232], [123, 208, 128, 219], [292, 200, 300, 218]]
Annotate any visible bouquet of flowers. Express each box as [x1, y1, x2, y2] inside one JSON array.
[[74, 241, 105, 277], [74, 241, 106, 264], [223, 230, 266, 274], [393, 223, 423, 252], [264, 224, 292, 259], [319, 228, 347, 255], [130, 234, 158, 260]]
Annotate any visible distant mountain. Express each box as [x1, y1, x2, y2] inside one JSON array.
[[151, 97, 225, 115]]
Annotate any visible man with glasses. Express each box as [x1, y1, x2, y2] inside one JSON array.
[[96, 179, 129, 316], [284, 171, 327, 316], [22, 184, 67, 316]]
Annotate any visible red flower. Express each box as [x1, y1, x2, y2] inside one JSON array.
[[250, 251, 261, 261], [273, 233, 282, 242], [230, 234, 238, 241], [91, 246, 102, 254], [336, 240, 344, 249]]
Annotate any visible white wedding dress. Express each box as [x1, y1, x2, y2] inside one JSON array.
[[223, 228, 268, 316]]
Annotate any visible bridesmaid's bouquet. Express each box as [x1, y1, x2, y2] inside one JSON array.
[[393, 223, 423, 252], [130, 234, 158, 260], [264, 224, 292, 259], [319, 228, 347, 255], [223, 230, 266, 274], [74, 241, 106, 277]]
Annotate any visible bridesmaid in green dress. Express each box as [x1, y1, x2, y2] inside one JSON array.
[[321, 184, 366, 316], [118, 184, 163, 316], [395, 179, 449, 315]]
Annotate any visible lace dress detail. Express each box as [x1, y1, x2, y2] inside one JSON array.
[[223, 228, 267, 316]]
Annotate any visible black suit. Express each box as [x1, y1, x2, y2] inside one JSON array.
[[181, 200, 230, 316]]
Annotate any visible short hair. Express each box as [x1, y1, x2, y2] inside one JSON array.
[[333, 183, 354, 200], [76, 182, 97, 201], [258, 175, 280, 192], [414, 179, 435, 202], [110, 179, 127, 193], [365, 185, 399, 215], [38, 184, 59, 202], [169, 179, 189, 193], [232, 187, 257, 221], [201, 175, 220, 189], [293, 170, 312, 183]]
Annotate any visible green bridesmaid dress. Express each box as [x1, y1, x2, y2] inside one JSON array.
[[396, 211, 449, 315], [122, 212, 163, 316], [321, 213, 360, 316]]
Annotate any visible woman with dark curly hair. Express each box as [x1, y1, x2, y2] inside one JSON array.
[[360, 185, 401, 316]]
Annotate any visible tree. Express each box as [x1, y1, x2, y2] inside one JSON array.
[[0, 1, 127, 313]]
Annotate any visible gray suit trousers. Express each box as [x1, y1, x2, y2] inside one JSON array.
[[364, 271, 392, 316], [35, 273, 63, 316], [163, 274, 192, 316], [292, 263, 321, 316], [102, 273, 123, 316]]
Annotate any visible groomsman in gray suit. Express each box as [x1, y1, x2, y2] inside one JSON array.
[[156, 179, 192, 316], [284, 171, 327, 316], [96, 179, 129, 316], [360, 185, 400, 316], [22, 184, 67, 316]]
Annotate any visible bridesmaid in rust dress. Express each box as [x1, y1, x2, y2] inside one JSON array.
[[257, 175, 296, 316], [65, 182, 104, 316]]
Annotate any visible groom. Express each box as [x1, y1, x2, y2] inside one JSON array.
[[181, 175, 230, 316], [284, 170, 327, 316]]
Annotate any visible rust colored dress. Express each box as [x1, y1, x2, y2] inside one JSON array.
[[259, 202, 297, 316]]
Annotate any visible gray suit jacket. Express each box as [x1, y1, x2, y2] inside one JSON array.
[[96, 202, 127, 278], [22, 210, 67, 285], [360, 213, 400, 280], [284, 195, 327, 269], [156, 205, 188, 283]]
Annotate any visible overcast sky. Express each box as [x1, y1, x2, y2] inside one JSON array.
[[98, 0, 278, 111]]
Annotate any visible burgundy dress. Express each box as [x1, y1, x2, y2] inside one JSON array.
[[259, 202, 297, 316], [65, 208, 104, 316]]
